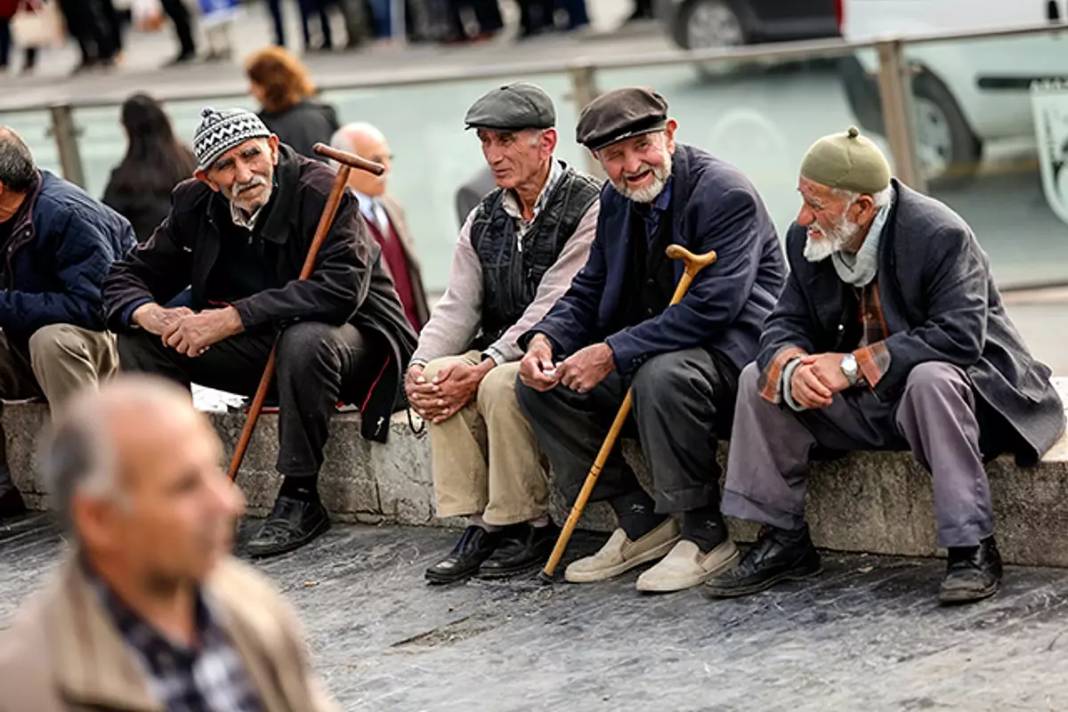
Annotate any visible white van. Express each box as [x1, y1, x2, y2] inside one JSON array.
[[839, 0, 1068, 181]]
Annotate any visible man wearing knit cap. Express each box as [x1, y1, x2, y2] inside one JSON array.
[[516, 87, 786, 593], [104, 107, 417, 558], [706, 127, 1065, 604], [414, 83, 600, 584]]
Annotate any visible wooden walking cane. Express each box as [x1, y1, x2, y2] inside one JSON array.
[[226, 143, 385, 482], [539, 245, 719, 581]]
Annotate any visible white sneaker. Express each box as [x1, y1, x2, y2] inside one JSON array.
[[564, 519, 680, 583], [635, 539, 739, 593]]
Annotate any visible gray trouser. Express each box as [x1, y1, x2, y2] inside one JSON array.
[[516, 347, 738, 514], [722, 360, 993, 548]]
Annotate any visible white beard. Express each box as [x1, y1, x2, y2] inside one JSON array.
[[803, 212, 861, 263], [610, 149, 673, 204]]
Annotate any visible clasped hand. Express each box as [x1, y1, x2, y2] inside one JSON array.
[[132, 303, 244, 358], [518, 336, 615, 394], [789, 352, 852, 410], [406, 360, 493, 424]]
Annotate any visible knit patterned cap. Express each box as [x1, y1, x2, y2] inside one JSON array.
[[193, 107, 273, 170], [800, 126, 891, 194]]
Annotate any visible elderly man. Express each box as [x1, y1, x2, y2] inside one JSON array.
[[0, 127, 134, 519], [516, 87, 785, 593], [331, 121, 430, 331], [105, 108, 417, 558], [705, 127, 1066, 605], [0, 376, 338, 710], [412, 83, 600, 583]]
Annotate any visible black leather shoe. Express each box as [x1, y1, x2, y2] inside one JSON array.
[[478, 522, 560, 579], [426, 526, 500, 584], [245, 496, 330, 558], [0, 469, 25, 520], [939, 536, 1002, 605], [703, 525, 821, 598]]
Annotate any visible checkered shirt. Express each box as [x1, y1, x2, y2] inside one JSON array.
[[92, 574, 265, 712]]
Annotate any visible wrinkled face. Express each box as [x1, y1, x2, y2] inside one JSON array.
[[77, 404, 246, 588], [344, 131, 392, 198], [595, 121, 677, 204], [796, 176, 875, 262], [477, 128, 554, 190], [197, 136, 280, 216]]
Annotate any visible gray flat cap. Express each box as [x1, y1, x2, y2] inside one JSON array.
[[464, 82, 556, 131], [576, 87, 669, 151]]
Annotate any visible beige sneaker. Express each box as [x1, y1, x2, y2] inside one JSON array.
[[635, 539, 739, 593], [564, 519, 681, 583]]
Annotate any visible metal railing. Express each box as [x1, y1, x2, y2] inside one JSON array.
[[8, 22, 1068, 205]]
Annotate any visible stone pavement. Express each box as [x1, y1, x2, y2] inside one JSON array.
[[2, 514, 1067, 711]]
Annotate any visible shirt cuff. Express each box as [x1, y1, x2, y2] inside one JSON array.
[[853, 341, 891, 389], [781, 357, 807, 412], [481, 347, 506, 366], [122, 297, 154, 328]]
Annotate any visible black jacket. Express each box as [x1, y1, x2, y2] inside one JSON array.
[[1, 170, 134, 346], [104, 145, 417, 442], [258, 101, 340, 161]]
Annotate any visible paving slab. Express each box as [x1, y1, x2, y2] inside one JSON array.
[[2, 516, 1067, 711]]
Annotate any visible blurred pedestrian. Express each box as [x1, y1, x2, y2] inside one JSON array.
[[103, 93, 197, 241], [627, 0, 653, 23], [266, 0, 285, 45], [336, 0, 370, 47], [445, 0, 502, 42], [332, 122, 430, 331], [198, 0, 236, 61], [298, 0, 332, 51], [160, 0, 196, 64], [58, 0, 117, 72], [9, 0, 64, 74], [556, 0, 588, 31], [517, 0, 553, 38], [0, 377, 341, 711], [246, 46, 339, 159]]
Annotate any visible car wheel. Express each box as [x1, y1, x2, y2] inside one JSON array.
[[677, 0, 747, 79], [912, 70, 983, 186]]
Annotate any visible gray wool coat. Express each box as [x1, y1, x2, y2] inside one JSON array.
[[758, 179, 1065, 465]]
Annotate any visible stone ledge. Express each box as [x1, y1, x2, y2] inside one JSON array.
[[5, 379, 1067, 566]]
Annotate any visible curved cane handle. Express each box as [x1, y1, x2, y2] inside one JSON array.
[[665, 245, 718, 276]]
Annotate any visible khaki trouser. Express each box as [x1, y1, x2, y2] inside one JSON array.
[[0, 324, 119, 415], [425, 351, 549, 526]]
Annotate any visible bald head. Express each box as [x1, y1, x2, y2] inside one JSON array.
[[331, 122, 391, 197]]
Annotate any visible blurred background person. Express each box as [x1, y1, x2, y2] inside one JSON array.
[[8, 0, 65, 74], [160, 0, 196, 65], [198, 0, 236, 61], [57, 0, 117, 72], [102, 93, 197, 242], [0, 377, 340, 711], [332, 122, 429, 331], [265, 0, 286, 46], [246, 45, 339, 159], [0, 0, 18, 70], [298, 0, 332, 51], [518, 0, 554, 38], [444, 0, 502, 43]]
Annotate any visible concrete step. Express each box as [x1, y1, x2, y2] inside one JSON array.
[[5, 378, 1067, 566]]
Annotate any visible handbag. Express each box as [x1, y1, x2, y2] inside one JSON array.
[[11, 0, 64, 48]]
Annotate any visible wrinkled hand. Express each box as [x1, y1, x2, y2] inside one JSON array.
[[518, 334, 560, 392], [408, 360, 492, 424], [802, 352, 851, 395], [163, 307, 244, 357], [558, 342, 615, 394], [132, 303, 194, 337]]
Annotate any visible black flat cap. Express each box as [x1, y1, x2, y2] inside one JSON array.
[[464, 82, 556, 131], [576, 87, 669, 151]]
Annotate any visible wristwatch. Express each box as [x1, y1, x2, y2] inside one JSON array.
[[840, 353, 860, 386]]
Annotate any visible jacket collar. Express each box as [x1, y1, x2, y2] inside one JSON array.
[[7, 169, 43, 240], [208, 145, 301, 246]]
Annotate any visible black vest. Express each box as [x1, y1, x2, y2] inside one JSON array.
[[469, 164, 600, 350], [613, 200, 676, 332]]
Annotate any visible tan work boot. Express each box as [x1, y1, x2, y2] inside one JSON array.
[[564, 518, 680, 583], [635, 539, 739, 593]]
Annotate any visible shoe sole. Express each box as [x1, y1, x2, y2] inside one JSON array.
[[565, 536, 680, 584], [938, 581, 1000, 606], [245, 516, 331, 559], [425, 566, 481, 585], [476, 537, 559, 580], [636, 542, 741, 594], [703, 562, 823, 599]]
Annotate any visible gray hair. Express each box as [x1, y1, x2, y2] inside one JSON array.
[[330, 121, 387, 151], [0, 127, 37, 193], [833, 184, 893, 209]]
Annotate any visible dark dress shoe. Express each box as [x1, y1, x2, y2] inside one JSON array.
[[703, 525, 821, 598], [478, 522, 560, 579], [426, 526, 500, 584], [939, 535, 1002, 605], [0, 481, 25, 519], [245, 496, 330, 558]]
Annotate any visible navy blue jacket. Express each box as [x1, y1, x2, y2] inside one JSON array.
[[1, 171, 134, 345], [526, 144, 785, 375]]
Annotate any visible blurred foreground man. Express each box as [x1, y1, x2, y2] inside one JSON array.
[[516, 88, 785, 592], [706, 128, 1066, 605], [331, 121, 430, 331], [0, 376, 338, 711], [0, 127, 134, 518], [414, 84, 599, 583], [105, 108, 416, 557]]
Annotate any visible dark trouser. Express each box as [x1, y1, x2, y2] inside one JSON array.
[[516, 348, 738, 515], [556, 0, 588, 28], [722, 361, 994, 548], [267, 0, 286, 45], [0, 19, 10, 67], [518, 0, 554, 34], [160, 0, 196, 55], [59, 0, 116, 61], [118, 321, 378, 481], [298, 0, 333, 48]]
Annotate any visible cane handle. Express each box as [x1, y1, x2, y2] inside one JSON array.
[[665, 245, 718, 277], [313, 143, 386, 176]]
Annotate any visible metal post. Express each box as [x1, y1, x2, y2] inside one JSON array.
[[875, 39, 927, 193], [567, 63, 603, 177], [47, 104, 85, 188]]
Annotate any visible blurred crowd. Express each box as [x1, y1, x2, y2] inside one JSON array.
[[0, 0, 656, 74]]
